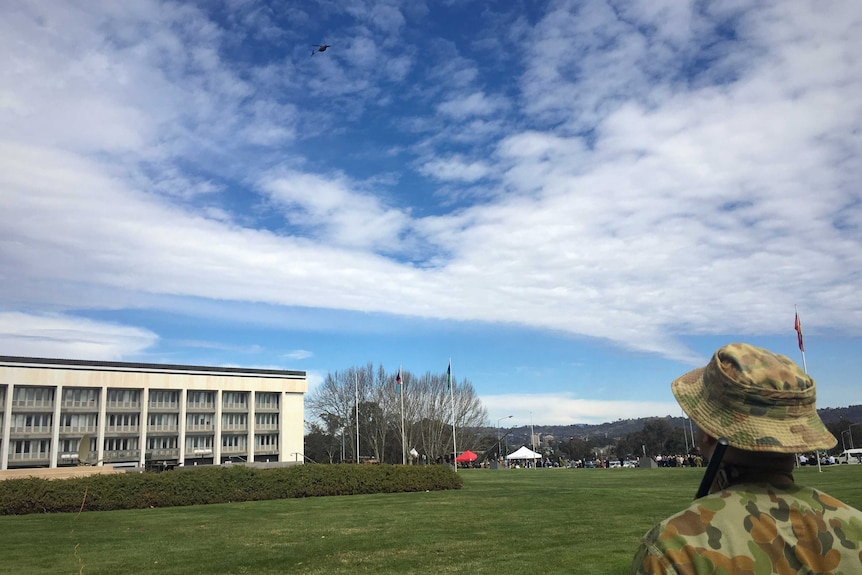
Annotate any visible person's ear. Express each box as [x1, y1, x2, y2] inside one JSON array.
[[696, 429, 718, 456]]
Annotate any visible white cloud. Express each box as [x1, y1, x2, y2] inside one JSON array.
[[259, 170, 410, 249], [419, 155, 491, 183], [0, 312, 157, 360], [437, 91, 508, 120], [177, 340, 263, 354], [284, 349, 313, 360], [0, 0, 860, 369]]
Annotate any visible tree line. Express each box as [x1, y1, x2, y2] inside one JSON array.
[[304, 363, 488, 464]]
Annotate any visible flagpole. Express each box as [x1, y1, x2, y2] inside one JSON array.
[[682, 408, 689, 453], [449, 359, 457, 472], [399, 366, 406, 465], [355, 372, 360, 464], [795, 305, 818, 472], [795, 305, 807, 374]]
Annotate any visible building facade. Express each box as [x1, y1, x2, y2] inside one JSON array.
[[0, 356, 307, 470]]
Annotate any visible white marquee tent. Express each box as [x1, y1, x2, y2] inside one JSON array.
[[506, 445, 542, 460]]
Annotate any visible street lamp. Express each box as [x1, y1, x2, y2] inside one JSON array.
[[847, 422, 862, 450], [498, 415, 513, 459]]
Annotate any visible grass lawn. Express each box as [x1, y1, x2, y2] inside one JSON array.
[[2, 465, 860, 575]]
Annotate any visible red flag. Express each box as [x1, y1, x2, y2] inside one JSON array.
[[396, 368, 402, 393], [794, 312, 805, 352]]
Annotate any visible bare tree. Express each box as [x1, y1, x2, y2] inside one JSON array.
[[306, 364, 488, 464], [306, 365, 373, 462]]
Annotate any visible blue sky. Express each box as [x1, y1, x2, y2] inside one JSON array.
[[1, 1, 861, 426]]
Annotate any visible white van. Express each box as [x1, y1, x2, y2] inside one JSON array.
[[837, 448, 862, 464]]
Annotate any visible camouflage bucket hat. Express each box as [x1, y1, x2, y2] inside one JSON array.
[[672, 343, 836, 453]]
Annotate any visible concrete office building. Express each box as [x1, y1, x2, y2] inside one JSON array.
[[0, 356, 307, 471]]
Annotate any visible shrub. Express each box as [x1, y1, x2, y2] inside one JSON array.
[[0, 464, 462, 515]]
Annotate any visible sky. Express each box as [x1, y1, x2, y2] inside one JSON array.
[[1, 0, 861, 428]]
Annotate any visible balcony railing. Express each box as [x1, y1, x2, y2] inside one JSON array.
[[147, 424, 178, 432], [61, 400, 99, 409], [103, 449, 140, 461], [186, 403, 215, 411], [148, 402, 180, 411], [8, 452, 51, 462], [10, 400, 54, 410], [254, 403, 279, 412], [105, 426, 140, 435], [106, 402, 140, 411], [59, 425, 98, 434], [8, 426, 53, 435], [146, 448, 180, 458], [222, 403, 248, 412]]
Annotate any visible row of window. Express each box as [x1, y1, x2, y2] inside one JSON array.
[[9, 413, 52, 429], [9, 434, 280, 457], [6, 411, 277, 432], [5, 387, 280, 409]]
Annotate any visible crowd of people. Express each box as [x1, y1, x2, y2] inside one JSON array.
[[798, 452, 837, 465], [652, 453, 704, 467]]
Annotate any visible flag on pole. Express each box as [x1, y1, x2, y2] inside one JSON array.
[[396, 367, 402, 394], [795, 312, 805, 352], [447, 360, 452, 391]]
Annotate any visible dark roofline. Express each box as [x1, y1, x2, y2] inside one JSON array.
[[0, 356, 305, 378]]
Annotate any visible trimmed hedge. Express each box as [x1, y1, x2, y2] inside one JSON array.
[[0, 464, 462, 515]]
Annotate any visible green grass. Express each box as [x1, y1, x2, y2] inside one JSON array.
[[1, 466, 860, 575]]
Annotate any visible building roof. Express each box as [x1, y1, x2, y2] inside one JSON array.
[[0, 355, 305, 379]]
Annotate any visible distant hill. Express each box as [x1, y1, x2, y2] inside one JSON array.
[[489, 405, 862, 446]]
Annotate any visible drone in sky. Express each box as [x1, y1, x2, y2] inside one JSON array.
[[311, 44, 331, 56]]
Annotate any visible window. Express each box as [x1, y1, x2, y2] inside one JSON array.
[[104, 437, 139, 451], [146, 436, 178, 449], [149, 390, 179, 407], [222, 413, 247, 429], [11, 440, 50, 457], [223, 391, 248, 409], [255, 434, 278, 448], [11, 386, 55, 407], [60, 437, 96, 453], [187, 413, 212, 427], [255, 393, 279, 409], [11, 413, 52, 431], [186, 436, 213, 451], [62, 388, 98, 406], [187, 391, 214, 407], [147, 413, 178, 428], [106, 389, 140, 407], [107, 413, 139, 428], [255, 413, 278, 427], [59, 413, 97, 430], [222, 435, 247, 449]]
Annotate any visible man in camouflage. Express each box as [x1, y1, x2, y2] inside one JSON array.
[[631, 343, 862, 574]]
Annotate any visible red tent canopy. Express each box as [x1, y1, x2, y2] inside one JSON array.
[[455, 450, 478, 462]]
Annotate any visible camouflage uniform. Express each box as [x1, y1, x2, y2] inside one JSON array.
[[631, 343, 862, 574], [631, 482, 862, 574]]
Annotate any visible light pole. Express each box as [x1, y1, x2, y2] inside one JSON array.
[[841, 429, 851, 452], [498, 415, 513, 460], [530, 411, 535, 452], [847, 422, 862, 450]]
